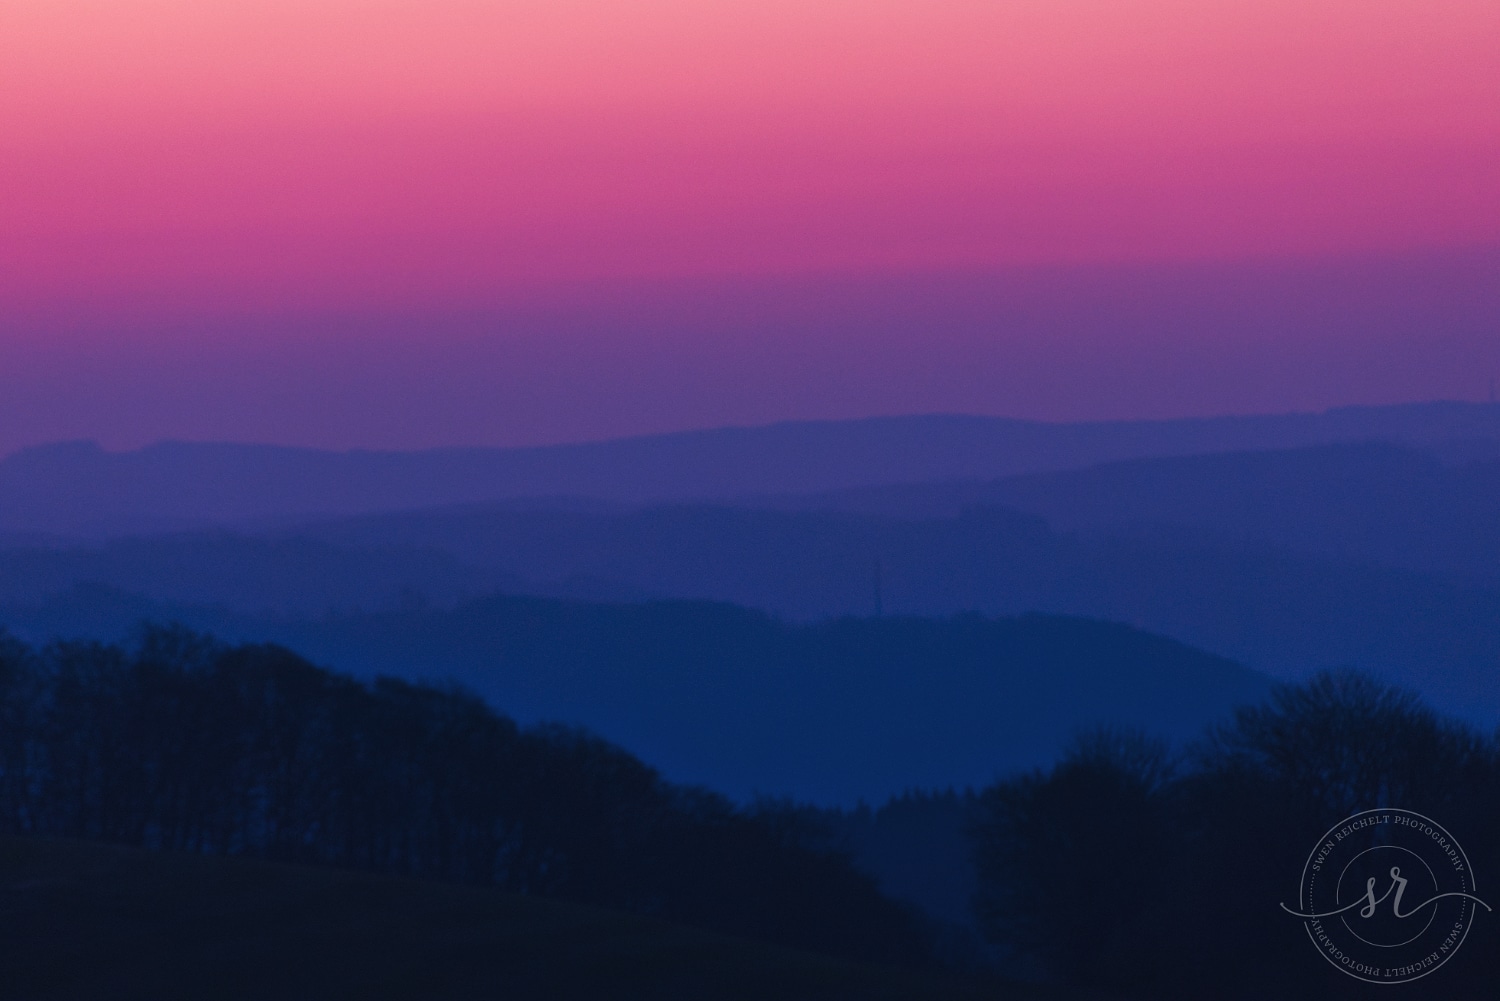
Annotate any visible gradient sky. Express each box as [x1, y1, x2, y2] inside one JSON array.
[[1, 1, 1497, 451]]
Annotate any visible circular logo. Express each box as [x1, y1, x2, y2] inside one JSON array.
[[1282, 809, 1492, 983]]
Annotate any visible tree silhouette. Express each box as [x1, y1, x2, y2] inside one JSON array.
[[0, 626, 929, 967], [970, 674, 1500, 999]]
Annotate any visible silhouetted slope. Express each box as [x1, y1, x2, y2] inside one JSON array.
[[0, 837, 1050, 1001], [4, 402, 1498, 535], [822, 791, 981, 934], [0, 630, 944, 964], [0, 594, 1269, 803]]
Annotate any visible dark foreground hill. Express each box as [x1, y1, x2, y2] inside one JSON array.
[[0, 837, 1061, 1001]]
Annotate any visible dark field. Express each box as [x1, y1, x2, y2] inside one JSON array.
[[0, 837, 1082, 1001]]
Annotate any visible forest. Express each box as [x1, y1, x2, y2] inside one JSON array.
[[0, 627, 927, 967], [1, 627, 1496, 997]]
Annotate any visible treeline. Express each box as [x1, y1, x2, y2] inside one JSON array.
[[0, 628, 928, 966], [7, 624, 1498, 995], [970, 673, 1500, 999]]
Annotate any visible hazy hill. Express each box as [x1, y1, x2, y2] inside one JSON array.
[[3, 402, 1498, 536], [9, 440, 1498, 615], [287, 503, 1060, 618], [6, 427, 1500, 777], [5, 479, 1500, 723], [0, 532, 513, 613], [253, 441, 1500, 719], [768, 441, 1500, 584], [283, 497, 1500, 718], [0, 837, 1051, 1001]]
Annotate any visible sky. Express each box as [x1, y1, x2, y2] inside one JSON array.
[[1, 0, 1497, 452]]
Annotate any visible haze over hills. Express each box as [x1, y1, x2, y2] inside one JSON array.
[[286, 498, 1500, 717], [5, 504, 1495, 722], [759, 441, 1500, 584], [4, 403, 1500, 798], [4, 401, 1499, 537], [5, 435, 1500, 724]]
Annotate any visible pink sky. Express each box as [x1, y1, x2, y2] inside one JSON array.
[[0, 1, 1497, 450]]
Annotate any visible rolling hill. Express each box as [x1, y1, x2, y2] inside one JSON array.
[[6, 441, 1500, 727], [3, 402, 1498, 536], [769, 441, 1500, 584]]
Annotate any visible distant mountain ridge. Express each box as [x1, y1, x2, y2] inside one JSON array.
[[754, 441, 1500, 584], [4, 401, 1499, 536]]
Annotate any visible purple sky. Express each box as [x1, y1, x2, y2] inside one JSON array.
[[3, 246, 1496, 454], [3, 2, 1498, 453]]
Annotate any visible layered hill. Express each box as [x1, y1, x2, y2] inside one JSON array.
[[765, 440, 1500, 585], [3, 402, 1498, 536], [5, 441, 1500, 729]]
